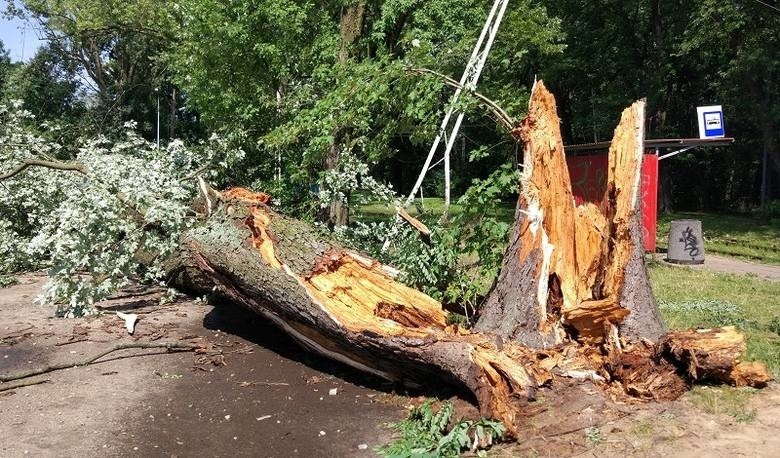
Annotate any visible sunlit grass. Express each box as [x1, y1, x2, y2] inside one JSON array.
[[685, 386, 758, 423], [355, 197, 514, 225], [649, 262, 780, 376], [656, 212, 780, 264]]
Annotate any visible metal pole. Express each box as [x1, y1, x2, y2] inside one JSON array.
[[156, 91, 160, 149], [761, 146, 768, 207], [658, 145, 696, 161]]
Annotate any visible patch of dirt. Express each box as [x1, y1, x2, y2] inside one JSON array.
[[0, 274, 408, 457], [2, 274, 780, 457]]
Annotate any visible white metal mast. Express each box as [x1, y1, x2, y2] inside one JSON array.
[[404, 0, 510, 211], [382, 0, 509, 251]]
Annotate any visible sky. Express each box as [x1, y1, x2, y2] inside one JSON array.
[[0, 0, 46, 62]]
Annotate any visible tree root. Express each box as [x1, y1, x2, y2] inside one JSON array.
[[0, 341, 200, 384]]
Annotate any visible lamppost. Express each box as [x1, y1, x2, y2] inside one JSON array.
[[154, 87, 160, 149]]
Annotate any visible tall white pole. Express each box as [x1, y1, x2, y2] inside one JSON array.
[[402, 0, 504, 208], [156, 90, 160, 149], [443, 0, 509, 209]]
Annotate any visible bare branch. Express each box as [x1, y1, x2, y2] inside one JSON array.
[[408, 67, 516, 132], [0, 159, 87, 181]]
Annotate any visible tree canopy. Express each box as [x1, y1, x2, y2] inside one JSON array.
[[1, 0, 778, 313]]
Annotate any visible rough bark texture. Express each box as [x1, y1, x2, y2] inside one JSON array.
[[169, 189, 547, 436], [475, 82, 664, 347], [169, 84, 769, 437], [322, 1, 367, 228]]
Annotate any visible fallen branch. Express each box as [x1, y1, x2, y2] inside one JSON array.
[[0, 378, 50, 393], [0, 341, 200, 383], [397, 206, 431, 239], [0, 158, 87, 181]]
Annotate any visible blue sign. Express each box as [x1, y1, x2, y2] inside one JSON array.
[[697, 105, 725, 138]]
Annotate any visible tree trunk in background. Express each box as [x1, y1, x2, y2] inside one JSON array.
[[168, 84, 768, 437], [474, 81, 664, 346], [322, 2, 366, 227]]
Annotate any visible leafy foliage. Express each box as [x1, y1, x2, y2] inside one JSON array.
[[0, 101, 243, 316], [378, 400, 505, 458], [337, 162, 518, 321], [0, 275, 18, 288]]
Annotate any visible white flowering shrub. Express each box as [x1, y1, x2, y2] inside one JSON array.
[[318, 149, 397, 210], [0, 101, 244, 316]]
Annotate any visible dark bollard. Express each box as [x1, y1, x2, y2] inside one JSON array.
[[667, 219, 705, 264]]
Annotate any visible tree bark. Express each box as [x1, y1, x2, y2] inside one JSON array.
[[474, 81, 664, 347], [168, 84, 769, 437], [168, 189, 542, 436], [321, 2, 367, 228]]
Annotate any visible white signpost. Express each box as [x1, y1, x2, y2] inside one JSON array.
[[696, 105, 725, 139]]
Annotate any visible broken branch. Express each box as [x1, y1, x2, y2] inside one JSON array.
[[0, 158, 87, 181], [409, 67, 515, 132], [0, 341, 200, 383]]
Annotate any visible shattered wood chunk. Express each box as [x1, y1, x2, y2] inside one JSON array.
[[562, 299, 630, 341], [397, 206, 431, 238], [606, 343, 688, 401], [220, 187, 272, 205], [731, 362, 771, 387], [657, 326, 770, 387]]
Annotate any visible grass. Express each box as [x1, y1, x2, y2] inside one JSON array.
[[656, 212, 780, 265], [649, 263, 780, 377], [355, 197, 515, 225], [685, 386, 758, 423]]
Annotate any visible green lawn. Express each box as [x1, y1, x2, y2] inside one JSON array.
[[649, 262, 780, 377], [361, 203, 780, 265], [656, 212, 780, 265], [355, 197, 515, 224]]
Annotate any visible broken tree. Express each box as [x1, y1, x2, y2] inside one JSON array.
[[168, 82, 769, 437], [474, 81, 663, 346]]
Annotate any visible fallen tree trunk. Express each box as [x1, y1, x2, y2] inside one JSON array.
[[168, 189, 546, 434], [167, 82, 769, 437]]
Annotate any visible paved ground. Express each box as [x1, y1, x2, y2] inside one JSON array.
[[660, 253, 780, 282]]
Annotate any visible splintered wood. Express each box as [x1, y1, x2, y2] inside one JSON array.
[[505, 82, 651, 343], [171, 83, 770, 439]]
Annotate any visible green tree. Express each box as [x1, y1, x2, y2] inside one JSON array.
[[170, 0, 562, 221], [0, 40, 14, 99], [10, 0, 200, 140], [3, 43, 83, 124]]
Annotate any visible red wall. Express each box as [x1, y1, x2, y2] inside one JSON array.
[[566, 153, 659, 252]]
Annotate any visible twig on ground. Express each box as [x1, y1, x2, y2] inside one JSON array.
[[0, 326, 35, 340], [0, 341, 200, 383], [0, 378, 50, 393], [238, 381, 290, 387], [54, 338, 92, 346]]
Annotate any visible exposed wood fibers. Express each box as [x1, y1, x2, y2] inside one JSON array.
[[197, 84, 769, 436]]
